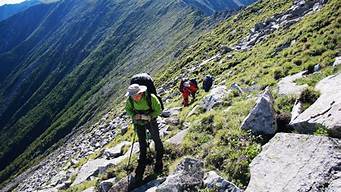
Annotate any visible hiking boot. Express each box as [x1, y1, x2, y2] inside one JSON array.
[[127, 175, 143, 191], [154, 161, 163, 175]]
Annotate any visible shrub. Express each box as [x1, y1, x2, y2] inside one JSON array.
[[276, 112, 293, 133], [299, 87, 320, 111]]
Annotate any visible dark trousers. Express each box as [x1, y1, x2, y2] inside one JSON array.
[[134, 119, 164, 181]]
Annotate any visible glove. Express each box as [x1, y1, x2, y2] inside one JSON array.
[[133, 114, 142, 120]]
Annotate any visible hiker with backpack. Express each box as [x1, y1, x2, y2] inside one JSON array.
[[179, 78, 198, 107], [125, 73, 164, 190], [203, 75, 214, 92]]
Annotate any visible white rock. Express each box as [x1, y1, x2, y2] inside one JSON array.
[[246, 133, 341, 192]]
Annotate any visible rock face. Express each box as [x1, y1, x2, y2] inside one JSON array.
[[156, 158, 204, 191], [204, 171, 242, 192], [277, 71, 308, 96], [241, 88, 277, 135], [246, 133, 341, 192], [290, 74, 341, 138], [202, 86, 230, 111]]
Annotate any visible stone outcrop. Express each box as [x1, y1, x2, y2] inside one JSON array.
[[156, 157, 204, 191], [167, 128, 189, 145], [241, 88, 277, 135], [99, 178, 116, 192], [246, 133, 341, 192], [204, 171, 242, 192], [277, 71, 308, 96], [290, 73, 341, 138], [202, 86, 230, 111]]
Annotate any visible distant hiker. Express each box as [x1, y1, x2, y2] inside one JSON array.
[[203, 75, 214, 92], [179, 78, 198, 106], [125, 75, 164, 190]]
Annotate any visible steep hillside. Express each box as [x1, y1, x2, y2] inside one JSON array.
[[0, 0, 257, 188], [183, 0, 257, 15], [0, 0, 41, 21], [1, 0, 339, 191]]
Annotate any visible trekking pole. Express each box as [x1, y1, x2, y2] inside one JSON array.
[[127, 131, 136, 187]]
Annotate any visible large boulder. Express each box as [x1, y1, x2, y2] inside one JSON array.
[[204, 171, 241, 192], [202, 86, 230, 111], [277, 71, 308, 96], [290, 74, 341, 138], [72, 143, 139, 186], [241, 88, 277, 135], [246, 133, 341, 192], [156, 157, 204, 192], [167, 128, 189, 145]]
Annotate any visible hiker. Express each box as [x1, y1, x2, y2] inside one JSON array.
[[203, 75, 214, 92], [125, 81, 164, 189], [179, 78, 198, 106]]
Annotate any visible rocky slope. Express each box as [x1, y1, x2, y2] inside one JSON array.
[[0, 0, 257, 188], [1, 0, 340, 191]]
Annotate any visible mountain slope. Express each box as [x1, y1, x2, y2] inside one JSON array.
[[0, 0, 41, 21], [0, 0, 255, 186], [183, 0, 257, 15], [1, 0, 339, 191]]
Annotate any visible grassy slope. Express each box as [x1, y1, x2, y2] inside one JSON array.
[[89, 0, 340, 190]]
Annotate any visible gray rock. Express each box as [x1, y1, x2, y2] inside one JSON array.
[[161, 107, 181, 118], [246, 133, 341, 192], [72, 142, 138, 187], [99, 178, 116, 192], [219, 45, 233, 54], [103, 141, 130, 159], [231, 83, 243, 94], [290, 73, 341, 138], [132, 178, 166, 192], [167, 129, 189, 145], [204, 171, 242, 192], [277, 71, 308, 96], [156, 157, 204, 192], [164, 116, 180, 126], [108, 175, 131, 192], [187, 105, 202, 117], [82, 187, 95, 192], [290, 99, 303, 122], [314, 63, 321, 72], [241, 88, 277, 135], [333, 56, 341, 67], [120, 125, 128, 135], [202, 86, 230, 111]]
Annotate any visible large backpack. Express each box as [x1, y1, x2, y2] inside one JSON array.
[[130, 73, 164, 112], [190, 78, 198, 89], [203, 75, 213, 92]]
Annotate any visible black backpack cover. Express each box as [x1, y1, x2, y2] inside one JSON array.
[[130, 73, 164, 111]]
